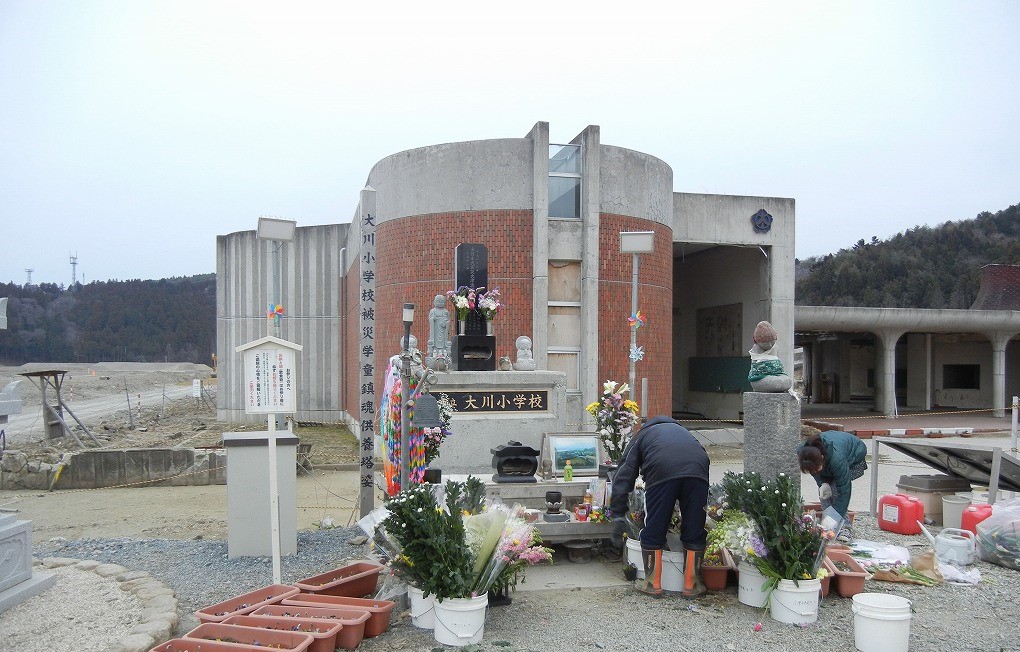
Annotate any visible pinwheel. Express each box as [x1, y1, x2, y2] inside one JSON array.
[[628, 310, 646, 329], [267, 303, 285, 319]]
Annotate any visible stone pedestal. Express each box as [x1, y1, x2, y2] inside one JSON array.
[[742, 391, 801, 480], [429, 371, 571, 474], [0, 514, 55, 614], [223, 433, 298, 557]]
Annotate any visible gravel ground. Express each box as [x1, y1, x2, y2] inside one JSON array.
[[28, 514, 1020, 652]]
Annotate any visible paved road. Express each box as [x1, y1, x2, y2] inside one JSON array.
[[1, 383, 194, 445]]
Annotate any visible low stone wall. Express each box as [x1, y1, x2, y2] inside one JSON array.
[[0, 448, 227, 490]]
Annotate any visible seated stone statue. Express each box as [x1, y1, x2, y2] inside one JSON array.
[[748, 320, 793, 392], [513, 336, 536, 371], [426, 294, 451, 370]]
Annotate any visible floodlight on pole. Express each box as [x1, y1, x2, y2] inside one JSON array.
[[256, 217, 297, 341], [620, 231, 654, 407]]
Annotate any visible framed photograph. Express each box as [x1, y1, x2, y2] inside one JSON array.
[[544, 433, 602, 477]]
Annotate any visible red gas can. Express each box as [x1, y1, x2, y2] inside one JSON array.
[[878, 493, 924, 535], [961, 503, 993, 534]]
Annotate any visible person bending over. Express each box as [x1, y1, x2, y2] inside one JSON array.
[[610, 416, 710, 598], [798, 430, 868, 525]]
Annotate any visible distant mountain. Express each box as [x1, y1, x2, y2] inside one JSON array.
[[795, 203, 1020, 308], [0, 275, 215, 364]]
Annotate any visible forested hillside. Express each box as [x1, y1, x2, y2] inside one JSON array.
[[796, 203, 1020, 308], [0, 275, 215, 364]]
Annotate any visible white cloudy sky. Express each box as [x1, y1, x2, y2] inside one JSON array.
[[1, 1, 1017, 285]]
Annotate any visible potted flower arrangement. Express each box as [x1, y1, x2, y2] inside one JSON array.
[[485, 526, 553, 606], [417, 392, 456, 483], [719, 471, 834, 623], [585, 380, 640, 466], [370, 478, 551, 646], [477, 286, 502, 335], [446, 286, 482, 334]]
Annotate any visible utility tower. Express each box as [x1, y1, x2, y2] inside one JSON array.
[[24, 269, 33, 286], [69, 252, 78, 286]]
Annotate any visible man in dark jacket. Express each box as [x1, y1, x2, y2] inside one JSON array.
[[609, 416, 710, 597]]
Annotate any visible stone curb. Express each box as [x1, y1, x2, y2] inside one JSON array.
[[35, 556, 180, 652]]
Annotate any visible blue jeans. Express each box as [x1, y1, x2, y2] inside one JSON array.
[[639, 477, 709, 551]]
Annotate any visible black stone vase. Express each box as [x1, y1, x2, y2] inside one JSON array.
[[423, 468, 442, 484], [487, 584, 512, 607]]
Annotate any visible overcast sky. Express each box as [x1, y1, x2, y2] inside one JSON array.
[[2, 1, 1018, 286]]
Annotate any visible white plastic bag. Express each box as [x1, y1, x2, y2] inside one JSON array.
[[976, 498, 1020, 570]]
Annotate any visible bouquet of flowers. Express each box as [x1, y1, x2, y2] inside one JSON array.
[[420, 393, 456, 467], [585, 380, 640, 463], [477, 286, 502, 321], [446, 286, 482, 321], [719, 471, 831, 585]]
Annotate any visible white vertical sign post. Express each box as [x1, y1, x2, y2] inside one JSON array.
[[236, 337, 302, 585]]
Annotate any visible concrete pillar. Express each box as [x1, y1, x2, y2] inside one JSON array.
[[810, 341, 822, 403], [742, 392, 801, 479], [527, 122, 550, 370], [875, 330, 903, 417], [574, 125, 601, 412], [986, 332, 1015, 418]]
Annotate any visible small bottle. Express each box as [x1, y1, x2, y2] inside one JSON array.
[[563, 459, 574, 482], [583, 489, 593, 505]]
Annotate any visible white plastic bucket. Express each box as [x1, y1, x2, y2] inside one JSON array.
[[626, 538, 645, 579], [661, 550, 685, 592], [943, 495, 971, 530], [770, 578, 821, 625], [433, 594, 487, 647], [738, 560, 770, 608], [408, 585, 435, 629], [852, 593, 911, 652]]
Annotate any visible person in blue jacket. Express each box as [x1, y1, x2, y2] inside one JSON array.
[[798, 430, 868, 521], [609, 416, 710, 598]]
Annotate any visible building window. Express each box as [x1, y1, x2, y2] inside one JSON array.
[[549, 144, 581, 219], [943, 364, 980, 390]]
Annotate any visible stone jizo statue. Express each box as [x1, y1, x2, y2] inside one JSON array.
[[747, 320, 792, 392], [426, 294, 451, 370], [513, 336, 536, 371]]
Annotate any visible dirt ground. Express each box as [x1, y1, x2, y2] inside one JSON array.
[[0, 363, 365, 541]]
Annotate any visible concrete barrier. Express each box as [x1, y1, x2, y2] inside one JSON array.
[[0, 448, 226, 490]]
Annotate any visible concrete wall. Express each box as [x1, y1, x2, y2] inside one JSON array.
[[933, 336, 993, 408], [217, 224, 348, 423], [0, 448, 226, 490], [366, 138, 534, 220]]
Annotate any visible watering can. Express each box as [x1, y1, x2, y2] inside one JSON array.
[[917, 521, 977, 566]]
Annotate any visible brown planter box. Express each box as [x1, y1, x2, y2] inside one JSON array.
[[195, 584, 300, 624], [185, 622, 313, 652], [703, 548, 735, 591], [254, 605, 371, 651], [293, 562, 383, 597], [223, 615, 342, 652], [283, 593, 396, 637], [150, 639, 262, 652], [820, 557, 837, 597], [827, 550, 867, 597]]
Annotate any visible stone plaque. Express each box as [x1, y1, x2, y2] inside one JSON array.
[[444, 390, 549, 413], [455, 243, 488, 294]]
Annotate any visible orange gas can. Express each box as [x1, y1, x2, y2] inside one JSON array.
[[961, 503, 993, 534], [878, 493, 924, 535]]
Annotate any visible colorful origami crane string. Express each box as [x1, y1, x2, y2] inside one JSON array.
[[628, 310, 646, 329], [267, 304, 285, 319]]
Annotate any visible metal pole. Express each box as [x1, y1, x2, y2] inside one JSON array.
[[641, 377, 648, 423], [1011, 395, 1018, 452], [629, 252, 639, 395], [272, 242, 281, 339], [399, 320, 412, 492], [267, 413, 282, 584]]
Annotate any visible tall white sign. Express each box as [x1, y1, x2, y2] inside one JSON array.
[[240, 345, 298, 414]]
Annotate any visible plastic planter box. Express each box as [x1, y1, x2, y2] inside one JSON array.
[[820, 557, 837, 597], [254, 604, 371, 651], [293, 561, 383, 597], [283, 593, 396, 637], [150, 639, 260, 652], [195, 584, 300, 624], [185, 622, 313, 652], [223, 615, 342, 652], [827, 550, 868, 597], [702, 548, 735, 591]]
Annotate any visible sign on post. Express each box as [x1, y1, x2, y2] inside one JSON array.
[[236, 337, 302, 415]]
